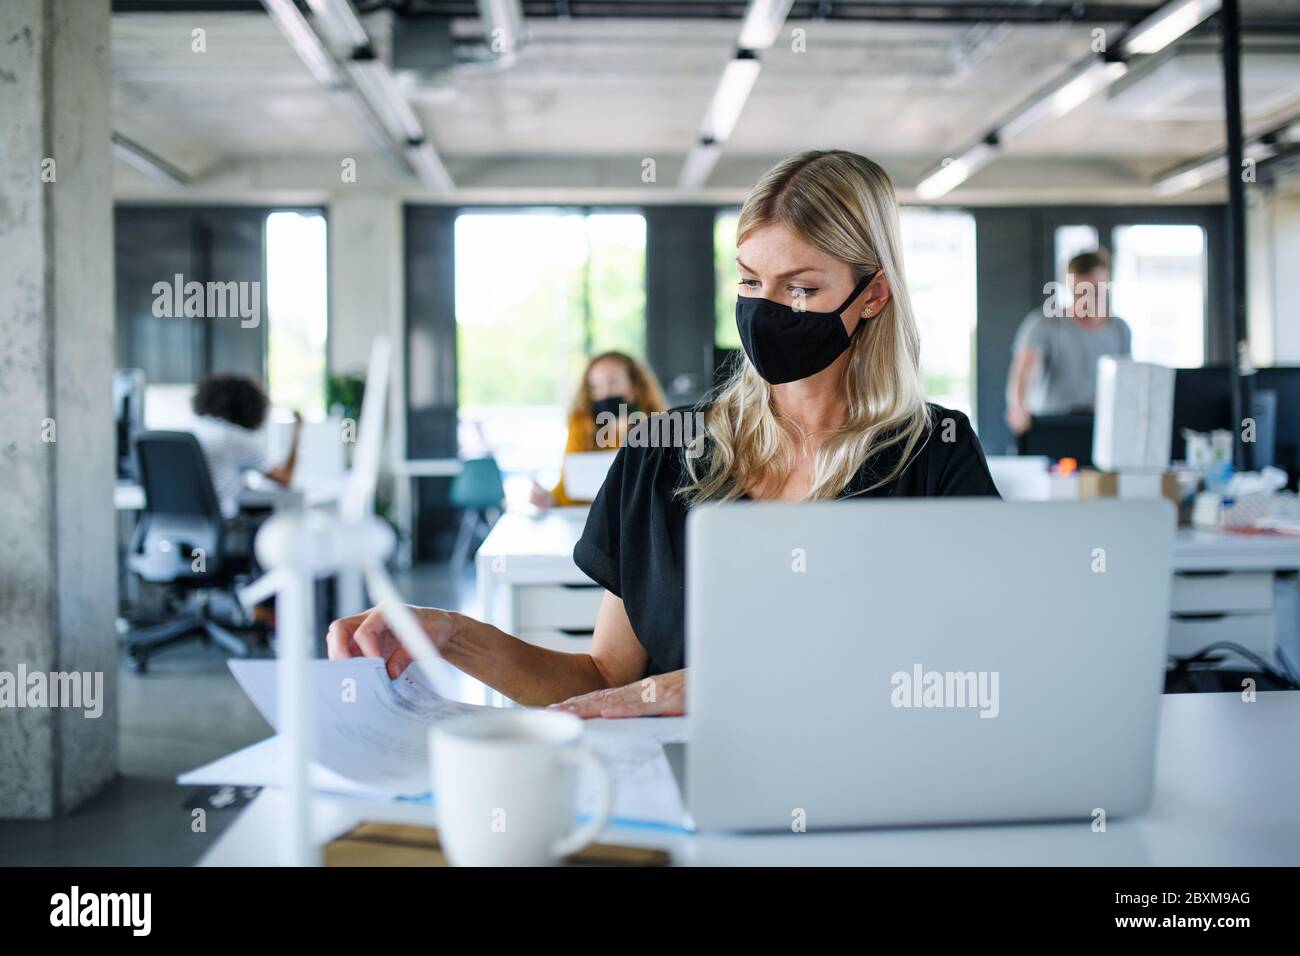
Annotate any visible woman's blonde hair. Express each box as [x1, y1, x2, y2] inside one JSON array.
[[567, 350, 669, 452], [680, 149, 931, 503]]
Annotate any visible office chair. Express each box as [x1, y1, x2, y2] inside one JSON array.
[[122, 431, 256, 672], [449, 456, 506, 572]]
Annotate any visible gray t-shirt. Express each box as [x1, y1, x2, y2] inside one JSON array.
[[1012, 311, 1132, 414]]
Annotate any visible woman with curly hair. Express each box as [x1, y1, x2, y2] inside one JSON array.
[[191, 373, 301, 518]]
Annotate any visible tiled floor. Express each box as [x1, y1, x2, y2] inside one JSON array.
[[0, 561, 470, 866]]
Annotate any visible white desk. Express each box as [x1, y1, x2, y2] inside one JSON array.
[[115, 480, 146, 511], [391, 458, 465, 569], [475, 508, 598, 656], [1169, 528, 1300, 659], [113, 481, 321, 513], [1174, 527, 1300, 572], [198, 690, 1300, 866]]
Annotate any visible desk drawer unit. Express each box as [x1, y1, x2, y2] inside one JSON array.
[[1168, 571, 1276, 659], [518, 628, 595, 656], [513, 583, 603, 631], [1170, 571, 1274, 614], [1167, 612, 1275, 659]]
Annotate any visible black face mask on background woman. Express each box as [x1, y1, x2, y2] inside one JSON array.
[[735, 273, 876, 385], [592, 395, 632, 421]]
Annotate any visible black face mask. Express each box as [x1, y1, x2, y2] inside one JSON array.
[[592, 395, 631, 421], [736, 273, 875, 385]]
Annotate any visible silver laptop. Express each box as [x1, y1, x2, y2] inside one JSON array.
[[679, 498, 1174, 831]]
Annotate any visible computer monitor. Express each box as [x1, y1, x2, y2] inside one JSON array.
[[1253, 367, 1300, 489], [113, 368, 146, 479], [1171, 365, 1234, 463]]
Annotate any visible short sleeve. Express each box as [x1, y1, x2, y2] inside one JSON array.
[[1117, 318, 1133, 356], [930, 410, 1002, 498], [572, 444, 630, 597], [1019, 313, 1051, 358], [571, 411, 693, 674]]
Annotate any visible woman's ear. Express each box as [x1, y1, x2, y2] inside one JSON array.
[[843, 273, 891, 336], [860, 273, 891, 319]]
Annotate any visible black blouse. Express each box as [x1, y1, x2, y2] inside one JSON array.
[[572, 403, 1001, 675]]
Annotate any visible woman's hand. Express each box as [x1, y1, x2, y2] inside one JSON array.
[[529, 481, 556, 509], [325, 605, 460, 678], [548, 668, 685, 718]]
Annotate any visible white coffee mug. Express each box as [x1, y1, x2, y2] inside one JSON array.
[[430, 709, 612, 866]]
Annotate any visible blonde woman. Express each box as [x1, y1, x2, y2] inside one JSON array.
[[327, 150, 999, 716], [529, 350, 668, 509]]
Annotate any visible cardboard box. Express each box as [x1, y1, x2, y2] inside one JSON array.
[[1092, 357, 1174, 472], [1079, 468, 1180, 506]]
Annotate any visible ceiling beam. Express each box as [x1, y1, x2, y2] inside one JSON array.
[[111, 132, 192, 186], [109, 0, 1167, 25], [1154, 115, 1300, 195]]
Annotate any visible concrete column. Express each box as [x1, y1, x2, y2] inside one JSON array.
[[328, 192, 406, 458], [329, 194, 404, 377], [0, 0, 117, 818]]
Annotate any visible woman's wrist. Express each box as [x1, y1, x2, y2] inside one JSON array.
[[426, 608, 494, 668]]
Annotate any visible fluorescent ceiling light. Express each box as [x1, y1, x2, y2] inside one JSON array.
[[679, 140, 723, 190], [702, 54, 762, 143], [1154, 139, 1281, 196], [914, 141, 998, 200], [677, 0, 786, 189], [407, 140, 455, 193], [305, 0, 370, 53], [1154, 155, 1228, 195], [999, 58, 1129, 141], [260, 0, 345, 89], [347, 55, 425, 145], [738, 0, 796, 51], [1123, 0, 1222, 57], [111, 133, 190, 187]]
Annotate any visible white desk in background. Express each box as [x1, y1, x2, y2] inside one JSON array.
[[391, 458, 465, 569], [1169, 528, 1300, 660], [476, 510, 1300, 664], [476, 508, 597, 657], [113, 481, 336, 513], [198, 690, 1300, 866]]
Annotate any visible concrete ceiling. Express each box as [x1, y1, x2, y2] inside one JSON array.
[[110, 1, 1300, 202]]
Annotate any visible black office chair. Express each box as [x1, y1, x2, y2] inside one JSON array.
[[122, 431, 256, 672]]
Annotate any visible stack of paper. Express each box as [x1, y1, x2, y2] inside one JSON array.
[[179, 658, 689, 829]]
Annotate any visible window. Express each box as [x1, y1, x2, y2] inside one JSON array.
[[715, 210, 741, 349], [265, 211, 328, 417], [900, 209, 978, 416], [454, 210, 647, 491], [714, 207, 979, 417], [1111, 224, 1207, 368]]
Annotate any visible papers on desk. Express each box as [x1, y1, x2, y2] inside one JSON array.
[[561, 450, 618, 501], [226, 658, 485, 795], [180, 659, 689, 829]]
